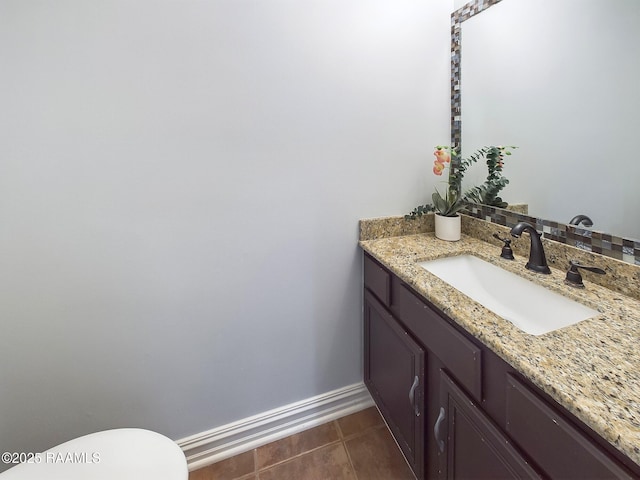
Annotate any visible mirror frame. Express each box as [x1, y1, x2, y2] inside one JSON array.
[[451, 0, 639, 266]]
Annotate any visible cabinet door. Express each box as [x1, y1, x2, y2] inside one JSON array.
[[505, 374, 635, 479], [437, 370, 540, 480], [392, 277, 482, 402], [364, 290, 425, 479]]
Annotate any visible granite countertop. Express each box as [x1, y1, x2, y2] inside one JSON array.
[[360, 232, 640, 465]]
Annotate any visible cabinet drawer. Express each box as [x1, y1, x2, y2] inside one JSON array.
[[393, 279, 482, 401], [505, 374, 633, 479], [364, 254, 391, 307]]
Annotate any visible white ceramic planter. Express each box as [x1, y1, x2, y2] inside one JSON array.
[[434, 213, 461, 241]]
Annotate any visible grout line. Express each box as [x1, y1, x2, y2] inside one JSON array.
[[256, 439, 343, 473], [342, 437, 359, 480], [375, 418, 417, 480], [341, 424, 390, 480], [256, 421, 349, 472], [334, 419, 345, 440], [253, 448, 258, 477], [334, 421, 360, 480], [234, 474, 256, 480], [341, 423, 386, 442], [195, 410, 390, 480]]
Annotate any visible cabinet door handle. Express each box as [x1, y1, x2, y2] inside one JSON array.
[[434, 406, 446, 453], [408, 375, 420, 417]]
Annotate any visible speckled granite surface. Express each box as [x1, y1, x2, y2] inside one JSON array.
[[505, 203, 528, 214], [463, 216, 640, 301], [360, 214, 433, 241], [361, 214, 640, 300], [359, 215, 640, 466]]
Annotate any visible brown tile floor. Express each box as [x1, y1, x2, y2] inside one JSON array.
[[189, 407, 415, 480]]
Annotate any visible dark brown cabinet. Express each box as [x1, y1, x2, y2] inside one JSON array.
[[438, 370, 539, 479], [505, 374, 634, 479], [364, 289, 425, 478], [362, 252, 638, 479]]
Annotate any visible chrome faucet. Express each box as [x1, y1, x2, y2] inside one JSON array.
[[510, 222, 551, 274]]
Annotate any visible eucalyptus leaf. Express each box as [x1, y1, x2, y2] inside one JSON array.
[[407, 145, 517, 219]]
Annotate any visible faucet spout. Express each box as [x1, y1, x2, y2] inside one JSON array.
[[569, 214, 593, 227], [510, 222, 551, 274]]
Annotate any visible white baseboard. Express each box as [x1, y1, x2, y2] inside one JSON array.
[[176, 382, 374, 472]]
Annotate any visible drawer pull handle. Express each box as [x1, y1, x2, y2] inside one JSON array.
[[434, 406, 446, 453], [409, 375, 420, 417]]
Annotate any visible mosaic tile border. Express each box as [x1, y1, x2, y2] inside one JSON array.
[[450, 0, 503, 150], [465, 205, 640, 265], [451, 0, 639, 266]]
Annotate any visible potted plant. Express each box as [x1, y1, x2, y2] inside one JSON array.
[[406, 145, 516, 241]]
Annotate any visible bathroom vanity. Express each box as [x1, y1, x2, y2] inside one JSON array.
[[360, 219, 640, 479]]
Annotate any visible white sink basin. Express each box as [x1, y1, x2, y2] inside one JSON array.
[[418, 255, 599, 335]]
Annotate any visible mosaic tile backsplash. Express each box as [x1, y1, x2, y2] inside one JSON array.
[[465, 205, 640, 266]]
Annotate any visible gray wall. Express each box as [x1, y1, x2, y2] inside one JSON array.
[[0, 0, 451, 461]]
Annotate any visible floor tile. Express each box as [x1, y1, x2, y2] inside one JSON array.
[[188, 450, 254, 480], [259, 443, 356, 480], [189, 472, 256, 480], [337, 406, 384, 438], [345, 425, 415, 480], [256, 422, 340, 469]]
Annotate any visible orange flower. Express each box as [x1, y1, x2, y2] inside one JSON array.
[[433, 147, 450, 176], [434, 148, 451, 164]]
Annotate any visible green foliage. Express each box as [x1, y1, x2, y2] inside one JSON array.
[[404, 189, 467, 220], [463, 145, 516, 208], [432, 188, 467, 217], [406, 145, 517, 220], [404, 204, 434, 220]]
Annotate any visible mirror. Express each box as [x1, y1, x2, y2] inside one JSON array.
[[454, 0, 640, 242]]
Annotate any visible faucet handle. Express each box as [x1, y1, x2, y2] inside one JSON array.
[[565, 260, 606, 288], [492, 233, 514, 260]]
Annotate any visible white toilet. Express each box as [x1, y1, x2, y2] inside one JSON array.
[[0, 428, 188, 479]]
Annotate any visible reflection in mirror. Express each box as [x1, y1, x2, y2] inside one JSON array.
[[455, 0, 640, 242]]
